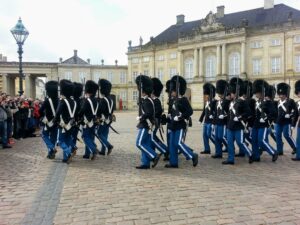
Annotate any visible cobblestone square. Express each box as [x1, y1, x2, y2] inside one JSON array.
[[0, 112, 300, 225]]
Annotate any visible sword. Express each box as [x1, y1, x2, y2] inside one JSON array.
[[109, 124, 120, 134], [158, 127, 164, 142]]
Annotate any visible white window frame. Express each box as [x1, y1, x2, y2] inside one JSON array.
[[107, 72, 113, 82], [132, 71, 138, 82], [157, 55, 165, 61], [132, 90, 138, 101], [250, 41, 262, 49], [184, 58, 193, 80], [271, 57, 281, 74], [169, 67, 177, 78], [132, 58, 139, 64], [93, 72, 101, 82], [228, 52, 240, 76], [170, 52, 177, 59], [79, 72, 87, 83], [120, 72, 126, 84], [157, 69, 163, 81], [143, 56, 150, 62], [252, 58, 262, 75], [119, 90, 127, 101], [144, 70, 149, 76], [64, 72, 72, 81], [270, 38, 281, 46], [294, 35, 300, 44], [205, 55, 216, 79], [295, 55, 300, 72]]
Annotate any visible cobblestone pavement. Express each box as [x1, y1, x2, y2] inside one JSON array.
[[1, 111, 300, 225]]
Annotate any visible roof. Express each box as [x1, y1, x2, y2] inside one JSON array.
[[150, 4, 300, 45], [62, 56, 88, 65]]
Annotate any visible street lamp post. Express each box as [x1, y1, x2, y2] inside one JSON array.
[[10, 17, 29, 96]]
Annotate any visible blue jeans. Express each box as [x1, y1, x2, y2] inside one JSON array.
[[227, 129, 252, 163], [275, 123, 296, 154], [58, 128, 72, 160], [136, 128, 157, 167], [215, 125, 226, 156], [296, 127, 300, 159], [97, 124, 112, 153], [169, 129, 194, 166], [252, 127, 276, 160], [0, 121, 8, 146], [203, 123, 214, 152], [151, 127, 167, 154], [42, 125, 58, 153], [82, 126, 97, 156]]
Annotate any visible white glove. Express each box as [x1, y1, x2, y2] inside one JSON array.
[[291, 126, 295, 130], [174, 116, 179, 121], [136, 116, 141, 121], [198, 121, 201, 124], [285, 114, 290, 119], [233, 117, 239, 122], [209, 115, 213, 119], [218, 115, 224, 119], [259, 118, 265, 123]]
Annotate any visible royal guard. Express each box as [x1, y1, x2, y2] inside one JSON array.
[[222, 77, 253, 165], [150, 77, 168, 158], [252, 79, 278, 162], [79, 80, 99, 160], [292, 80, 300, 161], [275, 83, 297, 155], [212, 79, 230, 158], [265, 85, 277, 143], [165, 75, 198, 168], [97, 79, 114, 155], [199, 83, 216, 155], [55, 80, 77, 164], [40, 81, 59, 159]]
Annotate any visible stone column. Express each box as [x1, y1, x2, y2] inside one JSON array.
[[216, 45, 221, 76], [241, 41, 246, 74], [199, 47, 204, 78], [193, 48, 199, 78], [8, 77, 16, 96], [25, 74, 31, 98], [222, 43, 227, 76], [177, 50, 183, 75], [1, 74, 8, 94], [30, 76, 36, 99]]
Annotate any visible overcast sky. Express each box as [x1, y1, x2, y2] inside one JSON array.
[[0, 0, 300, 65]]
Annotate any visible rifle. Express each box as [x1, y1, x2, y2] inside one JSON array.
[[138, 74, 143, 117], [175, 75, 180, 116]]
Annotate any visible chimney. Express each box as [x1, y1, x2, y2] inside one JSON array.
[[216, 6, 225, 18], [176, 14, 185, 25], [87, 58, 90, 64], [101, 59, 104, 66], [59, 57, 63, 63], [74, 49, 78, 57], [264, 0, 274, 9], [115, 60, 118, 66]]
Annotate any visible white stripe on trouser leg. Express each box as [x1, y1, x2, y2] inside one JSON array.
[[241, 130, 252, 156], [151, 132, 166, 153], [138, 129, 155, 159], [222, 127, 227, 144], [288, 125, 297, 147], [262, 128, 274, 155], [178, 129, 193, 159]]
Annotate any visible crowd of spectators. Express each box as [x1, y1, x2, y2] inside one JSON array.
[[0, 92, 41, 148]]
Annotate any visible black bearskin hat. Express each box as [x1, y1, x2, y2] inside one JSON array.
[[203, 83, 216, 98], [265, 84, 276, 99], [60, 79, 74, 98], [252, 79, 268, 94], [85, 80, 99, 96], [295, 80, 300, 95], [244, 80, 253, 97], [73, 82, 83, 99], [170, 75, 187, 96], [135, 75, 153, 95], [152, 77, 163, 97], [45, 81, 58, 99], [99, 79, 112, 96], [229, 77, 244, 97], [277, 83, 290, 96], [216, 80, 228, 95], [165, 80, 171, 93]]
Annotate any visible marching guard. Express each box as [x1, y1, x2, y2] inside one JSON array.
[[292, 80, 300, 161], [40, 81, 59, 159], [97, 79, 114, 156], [165, 75, 198, 168], [275, 83, 297, 155], [135, 75, 160, 169]]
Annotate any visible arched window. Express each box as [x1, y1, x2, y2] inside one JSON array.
[[184, 58, 193, 80], [206, 55, 216, 79], [229, 52, 240, 76]]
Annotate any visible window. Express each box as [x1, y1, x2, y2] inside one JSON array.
[[94, 72, 101, 82], [206, 55, 216, 79], [271, 39, 281, 46], [229, 52, 240, 76], [144, 70, 149, 76], [157, 55, 164, 61], [170, 52, 177, 59], [79, 72, 86, 83], [169, 67, 177, 78], [143, 56, 150, 62], [157, 69, 163, 81], [294, 35, 300, 44], [250, 41, 262, 49], [132, 58, 139, 64], [119, 91, 127, 101], [132, 71, 138, 82], [120, 72, 126, 84], [132, 90, 138, 101], [252, 59, 262, 75], [184, 58, 193, 80], [107, 72, 113, 82], [295, 56, 300, 72], [64, 72, 72, 80], [271, 57, 281, 74]]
